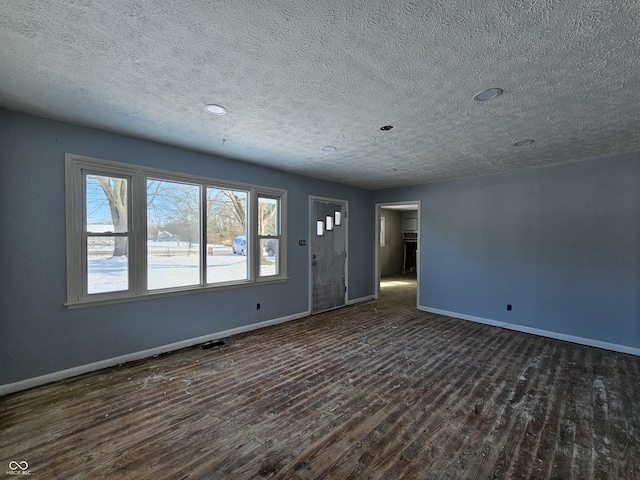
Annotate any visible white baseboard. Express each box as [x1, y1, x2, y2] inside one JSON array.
[[347, 295, 375, 305], [0, 311, 310, 396], [419, 306, 640, 357], [419, 306, 507, 328]]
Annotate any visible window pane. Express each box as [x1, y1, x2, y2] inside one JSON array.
[[206, 188, 248, 283], [259, 238, 279, 277], [147, 179, 200, 290], [86, 174, 128, 233], [258, 197, 278, 236], [87, 236, 128, 294]]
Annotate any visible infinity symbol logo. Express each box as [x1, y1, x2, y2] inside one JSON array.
[[8, 461, 29, 471]]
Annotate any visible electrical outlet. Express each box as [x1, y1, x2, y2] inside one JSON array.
[[507, 304, 512, 311], [257, 303, 261, 310]]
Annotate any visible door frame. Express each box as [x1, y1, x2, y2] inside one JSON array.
[[309, 195, 349, 314], [375, 200, 421, 308]]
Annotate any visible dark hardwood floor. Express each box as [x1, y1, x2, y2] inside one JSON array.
[[1, 275, 639, 479]]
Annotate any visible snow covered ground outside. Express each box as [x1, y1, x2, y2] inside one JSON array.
[[87, 241, 275, 294]]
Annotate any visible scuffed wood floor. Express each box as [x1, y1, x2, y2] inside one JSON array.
[[1, 276, 639, 479]]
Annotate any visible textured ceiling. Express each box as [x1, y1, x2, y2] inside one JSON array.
[[2, 0, 640, 189]]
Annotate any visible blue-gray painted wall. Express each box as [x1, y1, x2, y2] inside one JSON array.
[[2, 107, 640, 388], [375, 155, 640, 349], [0, 109, 375, 385]]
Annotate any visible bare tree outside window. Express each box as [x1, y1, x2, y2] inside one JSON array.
[[258, 197, 277, 236], [86, 175, 128, 256], [207, 188, 248, 283], [85, 174, 130, 293], [207, 188, 247, 246], [146, 179, 200, 290], [147, 179, 200, 255]]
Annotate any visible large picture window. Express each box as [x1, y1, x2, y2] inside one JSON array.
[[65, 154, 287, 307]]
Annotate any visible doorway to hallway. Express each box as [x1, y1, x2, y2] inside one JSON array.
[[375, 201, 420, 308], [379, 274, 417, 306]]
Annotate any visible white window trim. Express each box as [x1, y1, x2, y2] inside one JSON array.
[[256, 193, 285, 278], [65, 153, 288, 308]]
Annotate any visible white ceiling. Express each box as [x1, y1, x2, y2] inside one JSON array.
[[2, 0, 639, 189]]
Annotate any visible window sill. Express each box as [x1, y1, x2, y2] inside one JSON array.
[[65, 276, 289, 309]]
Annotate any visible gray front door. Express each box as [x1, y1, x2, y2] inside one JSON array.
[[310, 199, 346, 314]]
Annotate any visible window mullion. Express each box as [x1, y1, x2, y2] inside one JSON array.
[[200, 183, 207, 286], [80, 230, 89, 298], [79, 171, 89, 298], [249, 188, 257, 281], [278, 191, 286, 276], [134, 170, 146, 295]]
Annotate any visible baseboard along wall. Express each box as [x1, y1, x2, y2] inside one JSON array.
[[347, 295, 375, 305], [419, 306, 640, 357], [0, 311, 310, 396]]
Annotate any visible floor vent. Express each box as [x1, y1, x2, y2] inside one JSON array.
[[201, 340, 225, 350]]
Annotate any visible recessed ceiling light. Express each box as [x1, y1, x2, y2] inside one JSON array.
[[513, 139, 535, 146], [380, 125, 394, 131], [204, 104, 227, 115], [473, 88, 503, 102], [321, 146, 337, 152]]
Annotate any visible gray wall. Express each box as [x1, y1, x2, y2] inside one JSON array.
[[375, 154, 640, 350], [0, 109, 375, 386], [379, 209, 403, 276]]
